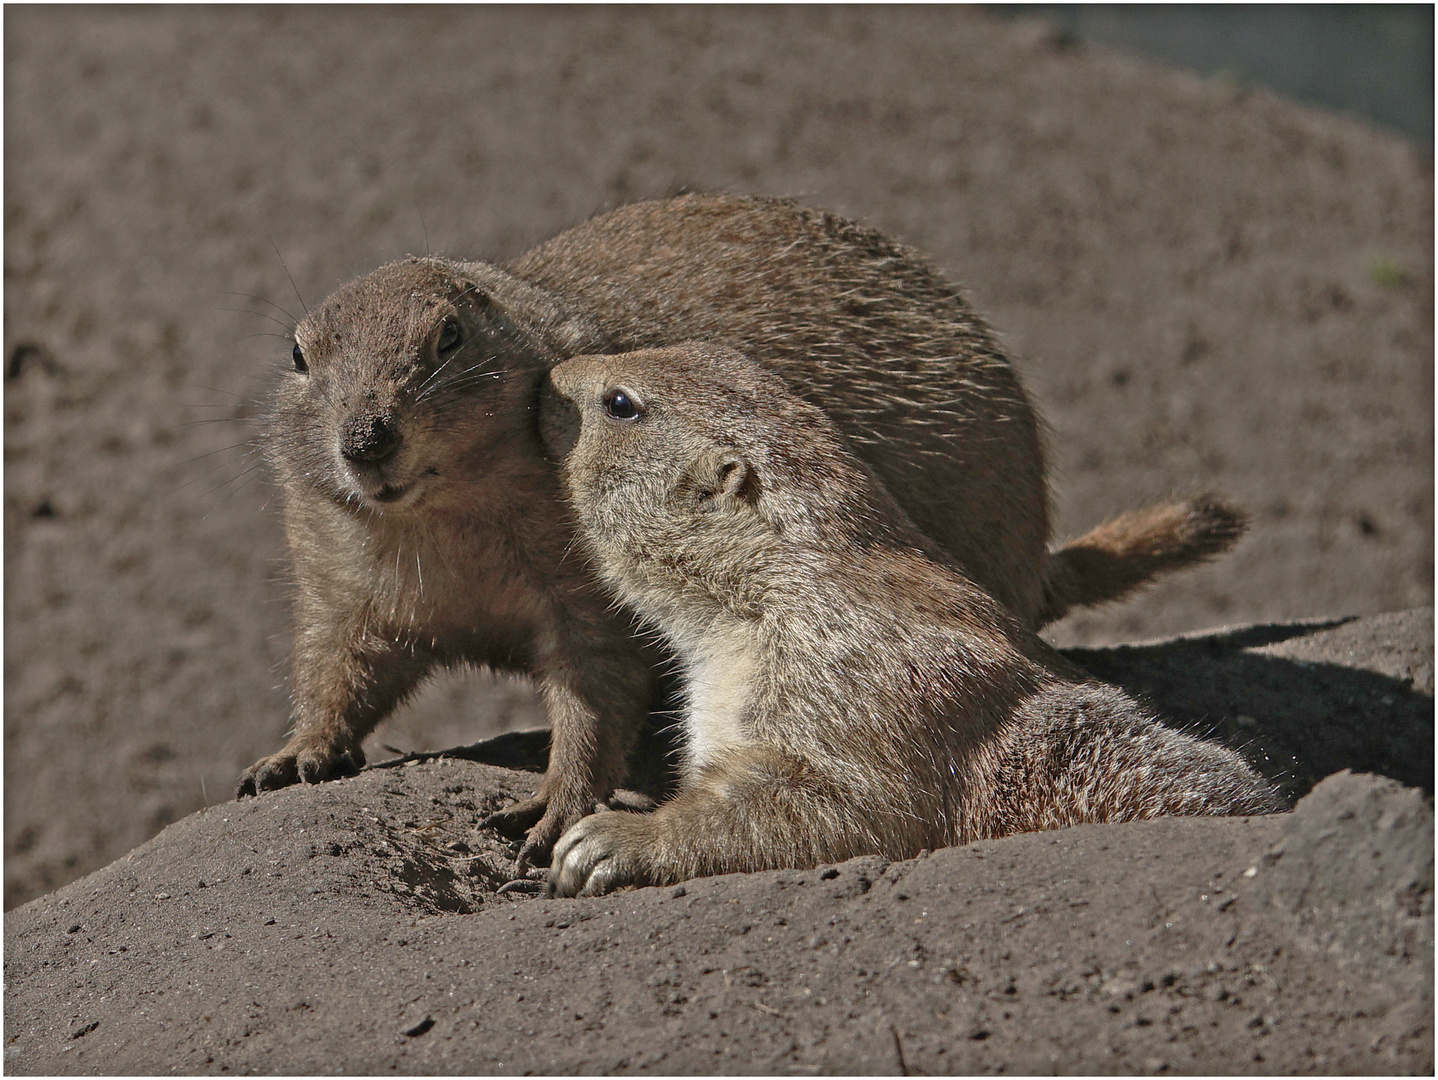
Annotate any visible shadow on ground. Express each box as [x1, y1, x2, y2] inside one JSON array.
[[1068, 610, 1434, 797]]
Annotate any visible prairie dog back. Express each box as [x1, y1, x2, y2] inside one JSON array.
[[512, 194, 1049, 619]]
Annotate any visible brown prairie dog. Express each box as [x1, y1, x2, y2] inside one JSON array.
[[545, 345, 1282, 897], [236, 193, 1246, 868]]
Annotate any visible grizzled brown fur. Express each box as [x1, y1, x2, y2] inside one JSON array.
[[544, 346, 1282, 896], [237, 194, 1246, 865]]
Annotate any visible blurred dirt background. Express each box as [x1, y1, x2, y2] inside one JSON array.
[[4, 5, 1432, 913]]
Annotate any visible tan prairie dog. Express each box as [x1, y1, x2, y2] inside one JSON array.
[[545, 345, 1283, 896], [237, 193, 1247, 867]]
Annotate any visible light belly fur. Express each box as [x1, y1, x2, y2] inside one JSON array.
[[680, 632, 757, 772]]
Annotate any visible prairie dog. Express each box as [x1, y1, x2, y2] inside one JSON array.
[[236, 193, 1246, 866], [545, 345, 1281, 896]]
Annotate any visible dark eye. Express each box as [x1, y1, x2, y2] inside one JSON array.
[[437, 320, 463, 354], [603, 387, 643, 421], [292, 343, 308, 373]]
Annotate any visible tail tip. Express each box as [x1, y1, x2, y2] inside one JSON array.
[[1179, 492, 1250, 557]]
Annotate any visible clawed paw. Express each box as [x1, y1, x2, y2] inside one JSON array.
[[483, 791, 613, 873], [548, 811, 653, 897], [481, 794, 549, 835], [235, 742, 364, 798], [482, 796, 564, 872]]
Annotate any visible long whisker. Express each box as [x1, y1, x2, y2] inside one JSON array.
[[423, 370, 505, 399], [178, 416, 256, 428], [223, 291, 299, 326], [186, 466, 263, 503], [418, 359, 517, 403], [193, 460, 266, 506], [217, 306, 294, 335], [183, 440, 259, 464], [268, 235, 309, 318], [186, 384, 266, 405], [182, 448, 264, 503], [416, 369, 504, 403], [413, 355, 457, 400]]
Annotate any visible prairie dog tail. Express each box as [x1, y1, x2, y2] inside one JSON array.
[[1035, 493, 1248, 627]]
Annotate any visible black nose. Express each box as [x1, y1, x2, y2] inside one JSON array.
[[341, 411, 401, 464]]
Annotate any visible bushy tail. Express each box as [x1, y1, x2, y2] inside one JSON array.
[[1035, 493, 1248, 627]]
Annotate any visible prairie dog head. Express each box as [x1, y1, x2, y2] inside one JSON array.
[[544, 344, 910, 621], [271, 256, 603, 516]]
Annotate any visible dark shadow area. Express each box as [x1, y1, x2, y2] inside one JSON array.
[[1066, 624, 1435, 799], [374, 728, 551, 774], [1173, 615, 1359, 651], [373, 705, 684, 803]]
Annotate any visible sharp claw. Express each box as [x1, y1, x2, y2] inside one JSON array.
[[496, 878, 544, 896], [239, 744, 364, 798], [516, 841, 538, 877], [516, 837, 553, 875], [480, 810, 518, 834]]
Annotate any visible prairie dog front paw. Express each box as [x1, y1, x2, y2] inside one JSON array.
[[549, 811, 656, 897], [235, 737, 365, 797]]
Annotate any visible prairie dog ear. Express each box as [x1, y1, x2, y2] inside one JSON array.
[[686, 447, 759, 510]]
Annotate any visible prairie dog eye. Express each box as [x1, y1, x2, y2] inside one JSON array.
[[292, 343, 308, 373], [603, 387, 643, 421], [437, 320, 463, 354]]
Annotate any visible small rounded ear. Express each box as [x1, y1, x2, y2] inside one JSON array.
[[715, 455, 755, 501], [688, 447, 759, 509]]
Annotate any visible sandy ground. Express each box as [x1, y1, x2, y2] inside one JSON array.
[[3, 6, 1433, 1073]]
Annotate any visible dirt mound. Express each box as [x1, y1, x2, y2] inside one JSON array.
[[4, 611, 1432, 1074]]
